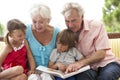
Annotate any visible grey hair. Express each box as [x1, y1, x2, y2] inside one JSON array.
[[30, 4, 51, 20], [62, 2, 84, 17]]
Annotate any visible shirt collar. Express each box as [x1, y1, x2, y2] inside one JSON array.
[[83, 19, 90, 31]]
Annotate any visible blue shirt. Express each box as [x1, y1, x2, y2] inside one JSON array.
[[26, 24, 59, 67]]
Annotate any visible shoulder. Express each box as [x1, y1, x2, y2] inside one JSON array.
[[69, 47, 80, 54], [70, 47, 78, 51], [26, 24, 32, 30], [85, 19, 105, 28], [24, 39, 29, 46], [0, 44, 12, 55], [26, 24, 32, 37], [53, 26, 60, 34], [50, 48, 58, 56], [51, 48, 57, 53], [54, 27, 60, 31]]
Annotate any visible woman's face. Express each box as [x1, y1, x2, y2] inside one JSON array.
[[32, 15, 48, 33]]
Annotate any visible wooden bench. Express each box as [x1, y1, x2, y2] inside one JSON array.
[[0, 33, 120, 79], [0, 36, 3, 41], [108, 33, 120, 59]]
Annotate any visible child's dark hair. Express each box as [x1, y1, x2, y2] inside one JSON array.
[[57, 29, 77, 49], [4, 19, 26, 45], [7, 19, 26, 32]]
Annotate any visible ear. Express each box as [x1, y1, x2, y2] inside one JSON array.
[[8, 32, 12, 37], [47, 19, 50, 23]]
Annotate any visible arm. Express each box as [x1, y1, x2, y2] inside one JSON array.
[[48, 61, 66, 72], [48, 61, 58, 69], [66, 22, 108, 73], [0, 44, 11, 70], [48, 49, 58, 69], [49, 49, 66, 72], [65, 49, 105, 73], [79, 49, 105, 66], [24, 39, 35, 75]]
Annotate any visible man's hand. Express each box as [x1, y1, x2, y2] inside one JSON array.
[[65, 61, 83, 73]]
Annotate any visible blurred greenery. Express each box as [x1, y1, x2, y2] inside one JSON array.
[[102, 0, 120, 32], [0, 23, 4, 36]]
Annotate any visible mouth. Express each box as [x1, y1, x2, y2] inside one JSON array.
[[36, 28, 42, 32], [57, 49, 61, 53]]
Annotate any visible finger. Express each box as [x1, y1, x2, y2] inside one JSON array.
[[65, 68, 69, 74]]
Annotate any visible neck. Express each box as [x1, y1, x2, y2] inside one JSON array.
[[75, 20, 84, 42], [77, 20, 84, 35]]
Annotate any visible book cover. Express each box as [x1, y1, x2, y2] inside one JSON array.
[[36, 65, 90, 79]]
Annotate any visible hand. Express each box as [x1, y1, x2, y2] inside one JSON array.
[[65, 62, 83, 73], [0, 67, 3, 72], [0, 69, 2, 72], [55, 62, 66, 72], [27, 70, 35, 76]]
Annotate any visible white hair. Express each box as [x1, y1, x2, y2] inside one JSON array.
[[62, 2, 84, 17], [30, 4, 51, 20]]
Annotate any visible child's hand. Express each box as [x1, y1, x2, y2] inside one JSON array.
[[0, 69, 2, 72], [27, 70, 35, 76], [55, 62, 66, 72], [0, 67, 3, 72]]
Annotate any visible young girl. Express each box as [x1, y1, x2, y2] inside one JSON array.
[[48, 29, 84, 80], [0, 19, 35, 80]]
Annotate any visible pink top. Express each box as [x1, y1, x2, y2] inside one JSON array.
[[76, 19, 120, 69], [2, 44, 28, 74]]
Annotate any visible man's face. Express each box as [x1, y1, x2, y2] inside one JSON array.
[[64, 9, 83, 33]]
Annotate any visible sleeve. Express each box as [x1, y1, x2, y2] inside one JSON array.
[[25, 24, 31, 39], [72, 48, 83, 61], [49, 49, 58, 63], [54, 27, 60, 48], [94, 21, 110, 50]]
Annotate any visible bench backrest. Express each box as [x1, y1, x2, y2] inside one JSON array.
[[0, 33, 120, 57]]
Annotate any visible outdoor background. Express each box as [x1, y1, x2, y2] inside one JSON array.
[[1, 0, 120, 36], [0, 0, 104, 31]]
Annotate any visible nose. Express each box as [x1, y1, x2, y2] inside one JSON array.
[[68, 22, 74, 28], [59, 44, 62, 48], [35, 22, 40, 28]]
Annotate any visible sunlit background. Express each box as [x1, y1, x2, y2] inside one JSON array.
[[0, 0, 104, 30]]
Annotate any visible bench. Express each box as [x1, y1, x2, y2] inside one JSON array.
[[108, 33, 120, 80], [0, 33, 120, 58], [108, 33, 120, 58], [0, 33, 120, 79]]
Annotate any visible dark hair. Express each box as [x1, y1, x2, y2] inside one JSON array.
[[4, 19, 26, 45], [7, 19, 26, 32], [58, 29, 77, 49]]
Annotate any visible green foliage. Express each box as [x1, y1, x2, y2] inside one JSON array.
[[102, 0, 120, 32], [0, 23, 4, 36]]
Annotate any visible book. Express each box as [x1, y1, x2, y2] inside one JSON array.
[[36, 65, 90, 79]]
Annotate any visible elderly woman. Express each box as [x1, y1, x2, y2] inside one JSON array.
[[26, 4, 59, 80]]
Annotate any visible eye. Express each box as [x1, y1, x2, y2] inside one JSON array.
[[65, 20, 69, 23], [71, 19, 76, 23], [33, 20, 36, 24]]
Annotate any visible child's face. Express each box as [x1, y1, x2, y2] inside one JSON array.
[[10, 29, 26, 43], [57, 41, 69, 53]]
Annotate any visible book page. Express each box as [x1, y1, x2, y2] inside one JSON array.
[[48, 68, 65, 75], [36, 65, 90, 79]]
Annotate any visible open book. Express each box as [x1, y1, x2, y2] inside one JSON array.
[[36, 65, 90, 79]]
